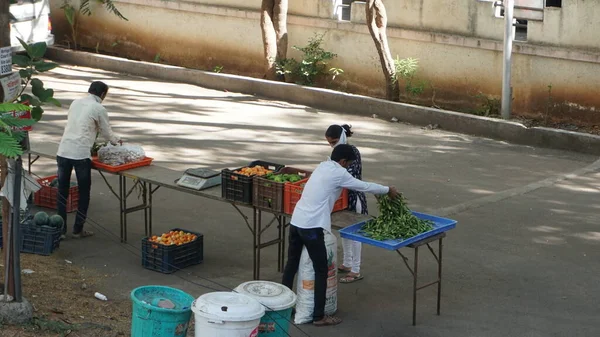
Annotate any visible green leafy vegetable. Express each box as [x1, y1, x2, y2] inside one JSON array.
[[360, 195, 433, 241], [264, 173, 303, 183]]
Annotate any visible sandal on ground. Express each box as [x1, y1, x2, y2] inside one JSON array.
[[340, 273, 364, 284], [60, 234, 67, 240], [337, 265, 351, 273], [72, 230, 94, 239], [313, 315, 342, 327]]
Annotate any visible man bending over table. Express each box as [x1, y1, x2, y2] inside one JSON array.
[[282, 144, 399, 327], [56, 81, 121, 239]]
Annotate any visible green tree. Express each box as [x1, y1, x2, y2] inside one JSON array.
[[0, 38, 59, 300]]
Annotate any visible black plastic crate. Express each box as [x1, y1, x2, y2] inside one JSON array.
[[20, 220, 62, 256], [141, 228, 204, 274], [221, 160, 285, 204]]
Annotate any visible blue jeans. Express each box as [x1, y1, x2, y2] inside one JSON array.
[[56, 156, 92, 234]]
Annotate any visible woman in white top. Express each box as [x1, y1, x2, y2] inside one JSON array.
[[325, 124, 366, 283]]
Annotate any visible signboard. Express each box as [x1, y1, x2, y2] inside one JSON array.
[[0, 72, 22, 103], [11, 104, 33, 132], [0, 47, 11, 76], [0, 71, 31, 131]]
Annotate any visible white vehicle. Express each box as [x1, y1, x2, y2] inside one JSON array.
[[10, 0, 55, 51]]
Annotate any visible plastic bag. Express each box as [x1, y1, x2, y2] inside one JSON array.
[[294, 231, 338, 324], [98, 143, 145, 166]]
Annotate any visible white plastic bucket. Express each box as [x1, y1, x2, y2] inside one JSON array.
[[234, 281, 297, 336], [192, 292, 265, 337]]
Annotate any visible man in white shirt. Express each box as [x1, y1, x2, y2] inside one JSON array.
[[56, 81, 121, 239], [282, 144, 398, 327]]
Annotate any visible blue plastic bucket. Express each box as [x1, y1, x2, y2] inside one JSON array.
[[131, 285, 195, 337], [234, 281, 297, 337], [258, 307, 294, 336]]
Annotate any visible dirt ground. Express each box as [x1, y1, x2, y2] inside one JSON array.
[[0, 253, 131, 337]]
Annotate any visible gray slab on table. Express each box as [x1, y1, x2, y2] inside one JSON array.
[[121, 165, 224, 202]]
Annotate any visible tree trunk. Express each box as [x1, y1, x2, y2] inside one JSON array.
[[0, 158, 14, 298], [0, 0, 8, 45], [1, 0, 16, 298], [273, 0, 288, 62], [365, 0, 400, 101], [0, 0, 8, 103], [261, 0, 288, 81]]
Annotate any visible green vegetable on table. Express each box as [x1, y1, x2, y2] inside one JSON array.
[[264, 173, 303, 183], [360, 194, 433, 241]]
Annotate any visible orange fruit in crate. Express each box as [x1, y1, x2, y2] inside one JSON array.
[[149, 230, 197, 245], [234, 165, 273, 177]]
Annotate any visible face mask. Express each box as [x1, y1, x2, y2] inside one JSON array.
[[332, 127, 347, 148]]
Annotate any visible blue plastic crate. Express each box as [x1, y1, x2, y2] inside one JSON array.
[[20, 220, 62, 256], [339, 211, 457, 250], [1, 211, 33, 250]]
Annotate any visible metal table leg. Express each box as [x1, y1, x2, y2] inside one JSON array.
[[396, 232, 446, 326], [277, 215, 282, 273], [27, 153, 40, 174], [280, 216, 288, 272], [437, 237, 443, 315], [143, 181, 148, 236], [253, 209, 258, 280], [252, 210, 289, 280], [119, 175, 125, 243], [123, 176, 128, 242], [149, 183, 154, 236], [256, 209, 262, 280], [412, 246, 419, 326]]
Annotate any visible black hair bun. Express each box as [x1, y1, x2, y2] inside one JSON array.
[[342, 124, 354, 137]]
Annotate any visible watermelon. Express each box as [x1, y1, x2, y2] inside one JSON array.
[[48, 215, 64, 230], [33, 212, 49, 227]]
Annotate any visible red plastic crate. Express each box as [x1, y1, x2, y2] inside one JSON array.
[[283, 178, 348, 215], [33, 175, 79, 213], [91, 156, 153, 173]]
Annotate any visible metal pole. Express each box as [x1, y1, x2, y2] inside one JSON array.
[[3, 194, 12, 302], [501, 0, 515, 120], [11, 157, 22, 302]]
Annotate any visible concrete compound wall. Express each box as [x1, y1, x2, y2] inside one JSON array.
[[48, 0, 600, 124]]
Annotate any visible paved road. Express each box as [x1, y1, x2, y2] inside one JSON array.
[[26, 64, 600, 337]]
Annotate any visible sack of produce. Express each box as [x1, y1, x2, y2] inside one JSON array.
[[294, 231, 338, 324], [98, 143, 145, 166]]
